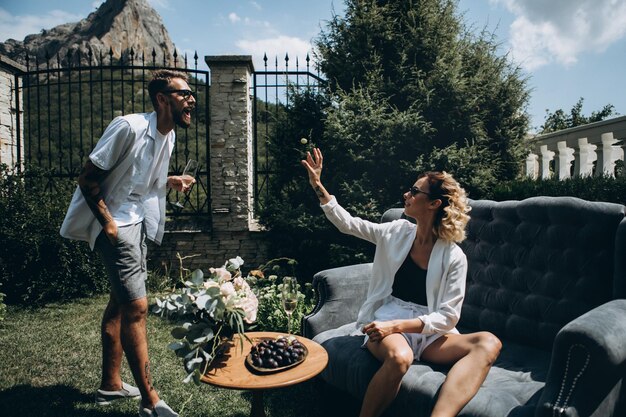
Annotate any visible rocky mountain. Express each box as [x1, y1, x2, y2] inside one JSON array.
[[0, 0, 178, 68]]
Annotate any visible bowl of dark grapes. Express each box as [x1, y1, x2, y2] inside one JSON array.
[[246, 336, 308, 373]]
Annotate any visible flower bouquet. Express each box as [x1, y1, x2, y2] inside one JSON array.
[[152, 256, 258, 384]]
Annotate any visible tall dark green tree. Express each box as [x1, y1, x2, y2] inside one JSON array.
[[259, 0, 531, 277], [316, 0, 530, 201]]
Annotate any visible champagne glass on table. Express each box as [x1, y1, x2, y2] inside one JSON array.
[[282, 277, 298, 335], [171, 159, 198, 209]]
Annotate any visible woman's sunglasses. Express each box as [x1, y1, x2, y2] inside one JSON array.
[[409, 186, 430, 197]]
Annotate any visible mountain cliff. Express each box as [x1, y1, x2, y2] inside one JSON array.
[[0, 0, 178, 67]]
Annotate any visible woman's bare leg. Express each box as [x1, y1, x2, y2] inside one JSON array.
[[421, 331, 502, 417], [359, 334, 414, 417]]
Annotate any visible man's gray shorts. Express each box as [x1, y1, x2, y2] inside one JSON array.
[[95, 221, 147, 303]]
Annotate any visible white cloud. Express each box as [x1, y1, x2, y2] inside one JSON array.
[[236, 36, 313, 69], [0, 7, 84, 42], [229, 12, 241, 23], [492, 0, 626, 70], [250, 1, 262, 11]]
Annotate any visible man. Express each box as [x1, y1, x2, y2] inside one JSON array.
[[61, 69, 196, 417]]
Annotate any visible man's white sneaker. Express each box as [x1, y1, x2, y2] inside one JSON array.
[[138, 399, 179, 417], [95, 382, 141, 405]]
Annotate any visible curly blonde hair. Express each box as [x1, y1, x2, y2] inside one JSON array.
[[421, 171, 471, 243]]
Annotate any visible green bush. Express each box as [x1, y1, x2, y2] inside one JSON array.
[[0, 164, 108, 305], [247, 258, 316, 335], [492, 175, 626, 204]]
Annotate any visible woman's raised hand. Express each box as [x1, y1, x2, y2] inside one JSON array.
[[301, 147, 331, 204], [300, 147, 324, 187]]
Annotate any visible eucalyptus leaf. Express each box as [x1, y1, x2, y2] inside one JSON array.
[[191, 269, 204, 285], [206, 298, 218, 315], [193, 335, 210, 343], [185, 358, 203, 372], [168, 341, 185, 351], [175, 344, 193, 358], [171, 326, 189, 339], [183, 372, 194, 384], [192, 369, 201, 385], [195, 294, 211, 310]]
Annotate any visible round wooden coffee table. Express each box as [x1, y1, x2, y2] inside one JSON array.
[[201, 331, 328, 417]]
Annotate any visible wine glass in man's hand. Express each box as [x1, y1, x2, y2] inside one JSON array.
[[171, 159, 198, 209]]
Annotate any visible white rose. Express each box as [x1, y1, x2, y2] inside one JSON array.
[[220, 282, 236, 298], [210, 267, 232, 282]]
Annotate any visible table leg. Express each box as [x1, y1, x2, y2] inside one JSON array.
[[250, 390, 265, 417]]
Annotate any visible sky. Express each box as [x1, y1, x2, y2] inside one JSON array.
[[1, 0, 625, 133]]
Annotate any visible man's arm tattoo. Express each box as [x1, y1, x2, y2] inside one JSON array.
[[314, 185, 325, 199], [78, 163, 113, 226]]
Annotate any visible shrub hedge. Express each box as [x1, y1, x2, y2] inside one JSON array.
[[0, 164, 108, 305], [492, 175, 626, 204]]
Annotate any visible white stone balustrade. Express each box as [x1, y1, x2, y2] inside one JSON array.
[[525, 115, 626, 179]]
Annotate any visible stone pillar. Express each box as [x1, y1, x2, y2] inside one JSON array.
[[205, 55, 255, 232], [555, 141, 575, 179], [573, 137, 597, 177], [595, 132, 618, 177], [150, 55, 268, 273], [0, 55, 25, 168], [539, 145, 555, 179], [525, 153, 538, 179], [621, 141, 626, 177]]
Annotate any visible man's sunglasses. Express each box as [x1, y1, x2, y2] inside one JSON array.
[[162, 89, 195, 100], [409, 186, 430, 197]]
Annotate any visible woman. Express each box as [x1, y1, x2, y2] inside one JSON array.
[[301, 148, 501, 417]]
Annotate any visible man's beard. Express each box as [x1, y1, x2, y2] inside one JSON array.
[[173, 106, 192, 129]]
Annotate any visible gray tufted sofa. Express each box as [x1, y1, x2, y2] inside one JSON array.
[[303, 196, 626, 417]]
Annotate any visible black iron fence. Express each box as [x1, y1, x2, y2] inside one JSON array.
[[252, 53, 326, 213], [16, 48, 211, 225]]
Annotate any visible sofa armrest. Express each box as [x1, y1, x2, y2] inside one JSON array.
[[302, 263, 372, 339], [536, 299, 626, 417]]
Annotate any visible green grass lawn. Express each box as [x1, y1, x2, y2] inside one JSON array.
[[0, 294, 354, 417]]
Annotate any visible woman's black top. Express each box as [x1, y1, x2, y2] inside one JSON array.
[[391, 252, 428, 306]]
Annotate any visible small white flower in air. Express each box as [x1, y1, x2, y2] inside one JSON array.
[[300, 138, 308, 145]]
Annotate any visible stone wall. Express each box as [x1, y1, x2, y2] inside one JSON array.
[[0, 55, 25, 167], [148, 56, 269, 273]]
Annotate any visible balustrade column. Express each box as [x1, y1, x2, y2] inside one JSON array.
[[525, 153, 538, 179], [595, 132, 618, 177], [622, 141, 626, 177], [555, 141, 575, 179], [539, 145, 555, 179], [573, 137, 597, 177]]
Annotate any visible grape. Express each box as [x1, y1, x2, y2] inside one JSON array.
[[249, 336, 306, 369]]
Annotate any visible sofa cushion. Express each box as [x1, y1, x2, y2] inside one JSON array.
[[458, 197, 625, 351], [314, 323, 551, 416]]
